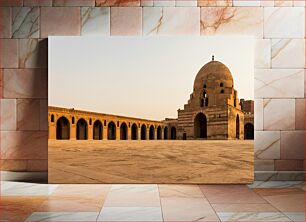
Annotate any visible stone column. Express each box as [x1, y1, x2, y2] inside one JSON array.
[[128, 127, 131, 140], [49, 124, 56, 139], [138, 128, 141, 140], [154, 128, 157, 140], [88, 125, 93, 140], [103, 126, 108, 140], [146, 127, 149, 140], [161, 129, 164, 140], [116, 127, 120, 140], [70, 125, 76, 140]]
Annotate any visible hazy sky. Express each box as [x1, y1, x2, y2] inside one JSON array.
[[49, 36, 254, 120]]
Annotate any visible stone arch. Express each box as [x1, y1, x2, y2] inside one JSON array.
[[131, 123, 138, 140], [236, 114, 240, 139], [141, 124, 146, 140], [93, 120, 103, 140], [244, 123, 254, 139], [194, 112, 207, 139], [120, 122, 128, 140], [149, 125, 155, 140], [157, 126, 162, 140], [108, 121, 116, 140], [56, 116, 70, 140], [164, 127, 168, 140], [170, 127, 176, 140], [77, 118, 88, 140]]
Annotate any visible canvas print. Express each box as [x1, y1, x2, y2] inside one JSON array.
[[48, 37, 254, 183]]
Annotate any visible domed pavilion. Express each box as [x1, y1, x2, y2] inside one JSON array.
[[176, 56, 245, 140]]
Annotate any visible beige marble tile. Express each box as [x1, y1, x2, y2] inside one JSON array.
[[264, 7, 305, 38], [141, 0, 153, 6], [255, 39, 271, 69], [23, 0, 52, 6], [212, 203, 278, 212], [260, 0, 274, 6], [271, 39, 305, 68], [0, 7, 11, 38], [81, 7, 110, 36], [254, 99, 263, 130], [98, 207, 163, 222], [17, 99, 40, 131], [295, 99, 305, 130], [255, 188, 305, 212], [12, 7, 39, 38], [218, 212, 291, 221], [161, 197, 219, 221], [110, 7, 142, 35], [254, 159, 274, 171], [52, 184, 111, 198], [274, 0, 293, 6], [200, 7, 263, 37], [0, 39, 18, 68], [96, 0, 140, 6], [293, 0, 305, 6], [1, 131, 48, 159], [153, 0, 175, 6], [19, 39, 47, 68], [143, 7, 200, 35], [233, 0, 260, 6], [40, 99, 48, 131], [255, 69, 304, 98], [254, 131, 280, 160], [0, 196, 47, 221], [159, 184, 204, 198], [199, 185, 265, 203], [263, 99, 295, 130], [198, 0, 232, 6], [53, 0, 95, 6], [280, 131, 305, 160], [176, 0, 197, 6], [38, 196, 104, 212], [41, 7, 80, 38], [103, 184, 160, 207], [27, 159, 48, 171], [3, 69, 47, 99], [0, 99, 16, 131]]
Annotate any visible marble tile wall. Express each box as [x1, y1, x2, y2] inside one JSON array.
[[0, 0, 304, 181]]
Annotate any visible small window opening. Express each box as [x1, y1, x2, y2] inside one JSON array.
[[51, 114, 54, 122], [72, 117, 75, 124], [220, 83, 223, 87], [221, 89, 224, 94]]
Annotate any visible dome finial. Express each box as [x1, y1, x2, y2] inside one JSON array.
[[212, 55, 214, 61]]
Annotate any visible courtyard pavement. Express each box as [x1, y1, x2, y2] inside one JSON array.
[[0, 181, 305, 221]]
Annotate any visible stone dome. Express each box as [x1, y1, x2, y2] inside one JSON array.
[[193, 60, 233, 90]]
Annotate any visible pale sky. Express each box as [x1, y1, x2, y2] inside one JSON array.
[[49, 36, 254, 121]]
